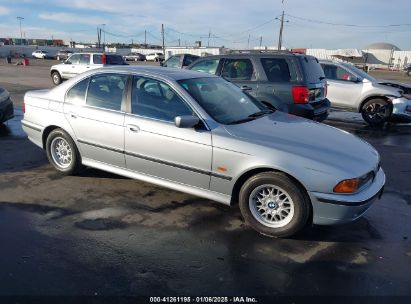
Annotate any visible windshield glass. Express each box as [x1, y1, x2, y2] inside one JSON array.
[[342, 63, 377, 82], [178, 77, 267, 125]]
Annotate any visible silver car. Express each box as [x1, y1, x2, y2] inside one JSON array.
[[321, 60, 411, 125], [22, 66, 385, 237]]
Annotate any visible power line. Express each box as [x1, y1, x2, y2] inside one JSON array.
[[286, 14, 411, 28]]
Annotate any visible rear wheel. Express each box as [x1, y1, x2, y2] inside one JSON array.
[[239, 172, 310, 238], [51, 71, 62, 85], [361, 98, 392, 126], [46, 129, 83, 175]]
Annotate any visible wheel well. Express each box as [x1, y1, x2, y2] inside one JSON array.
[[358, 95, 391, 113], [50, 70, 60, 76], [42, 125, 60, 149], [230, 167, 313, 223]]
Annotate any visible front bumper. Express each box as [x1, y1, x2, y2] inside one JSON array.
[[309, 168, 385, 225], [288, 98, 331, 122], [390, 97, 411, 123], [0, 97, 14, 123]]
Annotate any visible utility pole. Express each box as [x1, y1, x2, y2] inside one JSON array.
[[277, 10, 285, 50], [102, 23, 106, 51], [178, 38, 181, 47], [97, 27, 101, 48], [144, 30, 147, 46], [208, 30, 211, 47], [161, 24, 165, 57], [259, 36, 263, 48], [17, 16, 24, 45], [247, 34, 251, 49]]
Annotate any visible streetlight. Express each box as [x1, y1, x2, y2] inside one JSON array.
[[17, 16, 24, 45], [102, 24, 106, 50]]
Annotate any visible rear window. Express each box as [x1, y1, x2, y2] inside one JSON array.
[[300, 56, 325, 84], [261, 58, 295, 82]]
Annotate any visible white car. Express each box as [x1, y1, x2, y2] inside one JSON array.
[[32, 50, 50, 59], [50, 53, 127, 85], [145, 52, 164, 62], [320, 60, 411, 125]]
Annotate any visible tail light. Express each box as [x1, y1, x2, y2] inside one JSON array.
[[292, 86, 309, 104], [23, 102, 26, 113], [102, 53, 107, 65], [324, 80, 328, 97]]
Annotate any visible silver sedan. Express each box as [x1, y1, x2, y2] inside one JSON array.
[[22, 66, 385, 237]]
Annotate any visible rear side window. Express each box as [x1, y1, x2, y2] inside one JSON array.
[[190, 59, 219, 74], [261, 58, 294, 82], [86, 74, 128, 111], [93, 55, 103, 64], [66, 78, 89, 105], [80, 54, 90, 64], [300, 56, 325, 84], [221, 59, 255, 81], [183, 55, 198, 66], [322, 64, 354, 81]]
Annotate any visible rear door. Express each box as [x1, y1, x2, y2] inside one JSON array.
[[64, 73, 129, 168], [219, 58, 258, 97], [321, 63, 362, 109]]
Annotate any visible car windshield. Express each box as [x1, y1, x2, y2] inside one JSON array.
[[178, 77, 270, 125], [342, 63, 377, 82]]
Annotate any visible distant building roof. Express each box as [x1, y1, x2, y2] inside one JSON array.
[[366, 42, 400, 51]]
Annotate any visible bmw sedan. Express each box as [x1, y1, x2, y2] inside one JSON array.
[[21, 66, 385, 237]]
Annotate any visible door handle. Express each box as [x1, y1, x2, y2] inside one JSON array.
[[241, 85, 252, 91], [69, 112, 78, 119], [127, 124, 140, 132]]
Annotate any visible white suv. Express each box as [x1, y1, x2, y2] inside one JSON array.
[[145, 52, 164, 62], [50, 53, 127, 85], [320, 60, 411, 125]]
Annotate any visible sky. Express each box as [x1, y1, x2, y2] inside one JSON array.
[[0, 0, 410, 50]]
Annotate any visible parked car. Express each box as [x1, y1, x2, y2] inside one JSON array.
[[0, 87, 14, 124], [145, 52, 164, 62], [187, 53, 331, 121], [320, 60, 411, 125], [123, 52, 146, 62], [161, 54, 200, 69], [50, 53, 128, 85], [22, 66, 385, 237], [403, 63, 411, 77], [56, 50, 74, 61], [32, 50, 53, 59]]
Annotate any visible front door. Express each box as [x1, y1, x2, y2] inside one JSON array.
[[64, 73, 129, 168], [124, 76, 212, 189], [322, 64, 363, 110]]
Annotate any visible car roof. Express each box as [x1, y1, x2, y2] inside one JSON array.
[[99, 65, 217, 81], [197, 52, 305, 59]]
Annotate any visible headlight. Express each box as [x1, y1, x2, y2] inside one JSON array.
[[334, 171, 374, 193], [0, 89, 10, 103]]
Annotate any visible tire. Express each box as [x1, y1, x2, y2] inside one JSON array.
[[239, 172, 310, 238], [46, 129, 83, 175], [51, 71, 62, 85], [361, 98, 392, 126]]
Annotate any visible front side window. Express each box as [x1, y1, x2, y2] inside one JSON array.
[[189, 59, 219, 75], [164, 56, 181, 68], [67, 54, 80, 64], [179, 77, 266, 125], [86, 74, 128, 111], [93, 55, 103, 64], [221, 59, 255, 81], [131, 76, 193, 122], [261, 58, 293, 82], [66, 78, 89, 105], [322, 64, 354, 81]]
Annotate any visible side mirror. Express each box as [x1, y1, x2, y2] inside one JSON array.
[[174, 115, 200, 128]]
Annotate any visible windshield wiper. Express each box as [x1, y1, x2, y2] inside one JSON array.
[[227, 110, 275, 125], [248, 109, 275, 118]]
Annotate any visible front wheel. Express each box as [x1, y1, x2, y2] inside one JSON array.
[[239, 172, 310, 238], [46, 129, 83, 175], [361, 98, 392, 126], [51, 71, 62, 85]]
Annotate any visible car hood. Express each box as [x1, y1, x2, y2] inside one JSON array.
[[223, 111, 379, 176]]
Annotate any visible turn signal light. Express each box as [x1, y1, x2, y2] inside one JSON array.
[[333, 179, 360, 193]]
